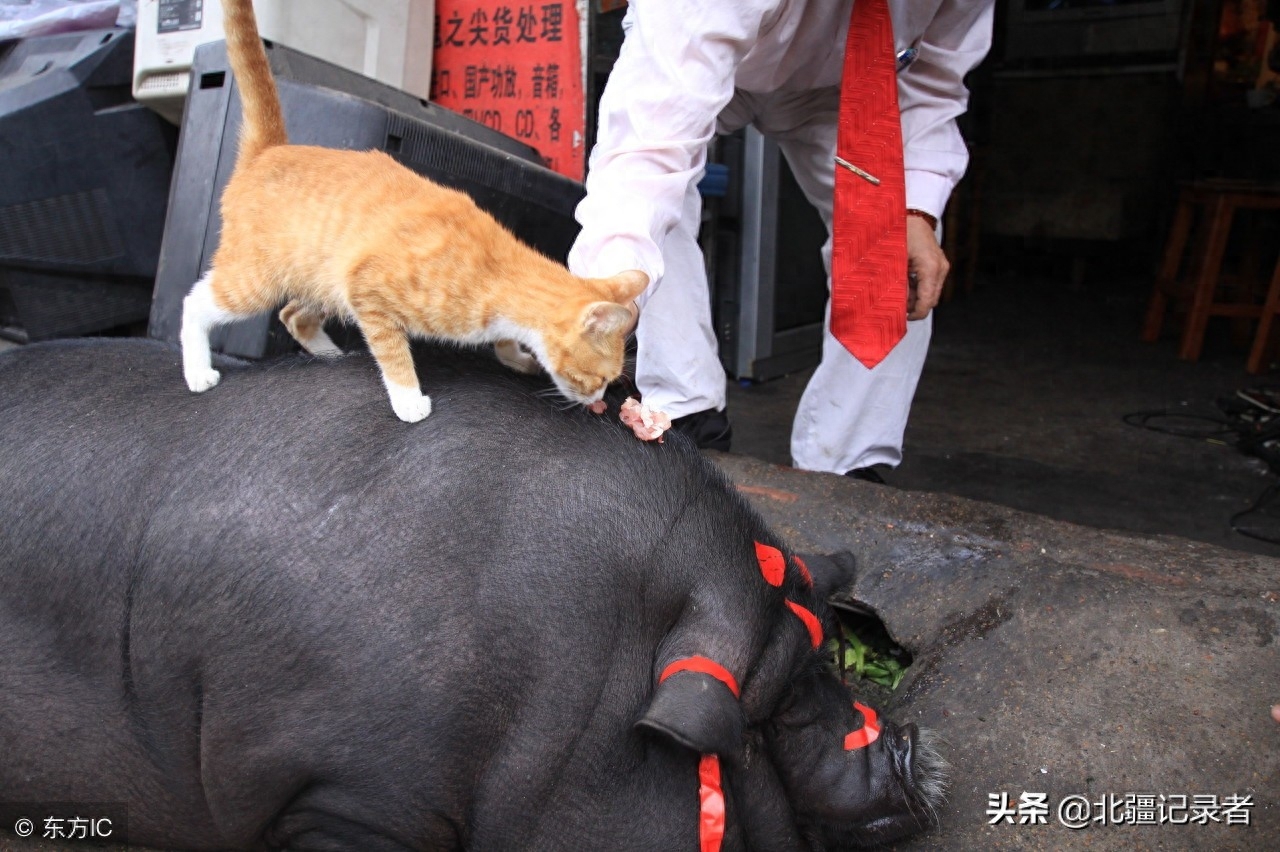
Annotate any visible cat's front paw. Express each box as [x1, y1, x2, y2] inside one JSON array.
[[185, 368, 221, 393], [387, 385, 433, 423]]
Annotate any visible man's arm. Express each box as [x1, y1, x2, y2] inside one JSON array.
[[898, 0, 995, 319], [567, 1, 779, 306]]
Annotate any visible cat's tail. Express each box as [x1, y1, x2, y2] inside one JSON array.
[[224, 0, 288, 165]]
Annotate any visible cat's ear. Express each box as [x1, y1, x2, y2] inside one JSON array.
[[603, 270, 649, 304], [581, 302, 634, 339]]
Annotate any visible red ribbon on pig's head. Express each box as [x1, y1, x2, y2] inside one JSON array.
[[754, 541, 815, 589], [792, 555, 814, 587], [754, 541, 786, 586], [844, 701, 882, 750], [785, 600, 823, 648]]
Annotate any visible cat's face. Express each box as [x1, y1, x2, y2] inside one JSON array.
[[541, 271, 647, 406], [543, 313, 630, 404]]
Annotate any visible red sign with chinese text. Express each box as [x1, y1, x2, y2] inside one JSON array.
[[431, 1, 585, 181]]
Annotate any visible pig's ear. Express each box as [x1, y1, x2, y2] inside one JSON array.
[[636, 659, 744, 755], [798, 550, 858, 600]]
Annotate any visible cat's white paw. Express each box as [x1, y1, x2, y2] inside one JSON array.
[[387, 385, 432, 423], [186, 368, 221, 393]]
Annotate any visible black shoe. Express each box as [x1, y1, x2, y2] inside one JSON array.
[[845, 466, 886, 484], [671, 408, 733, 452]]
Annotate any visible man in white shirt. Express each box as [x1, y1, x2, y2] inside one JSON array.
[[567, 0, 994, 478]]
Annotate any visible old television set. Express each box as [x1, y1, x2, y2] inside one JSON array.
[[1003, 0, 1189, 65], [133, 0, 436, 125], [0, 28, 177, 342]]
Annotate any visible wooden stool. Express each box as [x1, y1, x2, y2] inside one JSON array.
[[1246, 254, 1280, 373], [1141, 179, 1280, 364]]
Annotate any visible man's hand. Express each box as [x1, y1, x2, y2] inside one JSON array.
[[905, 214, 950, 320]]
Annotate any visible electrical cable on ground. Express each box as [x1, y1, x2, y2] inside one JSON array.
[[1124, 388, 1280, 546]]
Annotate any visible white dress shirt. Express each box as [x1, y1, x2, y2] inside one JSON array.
[[567, 0, 995, 295]]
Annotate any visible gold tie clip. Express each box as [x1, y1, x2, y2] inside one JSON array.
[[835, 156, 881, 186]]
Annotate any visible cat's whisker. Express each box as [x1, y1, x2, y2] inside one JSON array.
[[532, 388, 581, 412]]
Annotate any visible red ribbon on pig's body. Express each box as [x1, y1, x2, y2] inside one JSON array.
[[659, 656, 740, 698], [659, 657, 730, 852], [698, 754, 726, 852]]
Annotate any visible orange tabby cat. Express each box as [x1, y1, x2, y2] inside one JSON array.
[[181, 0, 647, 422]]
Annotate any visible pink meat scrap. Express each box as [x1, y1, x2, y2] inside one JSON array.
[[619, 397, 672, 442]]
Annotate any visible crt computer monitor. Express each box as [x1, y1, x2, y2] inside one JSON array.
[[0, 28, 176, 341]]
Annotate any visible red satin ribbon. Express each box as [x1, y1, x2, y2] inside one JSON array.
[[754, 541, 786, 587], [698, 754, 726, 852], [844, 701, 882, 750], [659, 656, 741, 699], [785, 600, 823, 648], [791, 555, 814, 587]]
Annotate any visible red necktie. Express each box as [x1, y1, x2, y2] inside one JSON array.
[[829, 0, 907, 369]]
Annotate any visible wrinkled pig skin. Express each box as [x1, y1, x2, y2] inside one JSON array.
[[0, 339, 944, 851]]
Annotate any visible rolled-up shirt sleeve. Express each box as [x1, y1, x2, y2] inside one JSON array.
[[567, 1, 779, 299], [897, 0, 994, 219]]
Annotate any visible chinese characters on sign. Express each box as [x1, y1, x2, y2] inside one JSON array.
[[986, 792, 1255, 829], [431, 2, 585, 180]]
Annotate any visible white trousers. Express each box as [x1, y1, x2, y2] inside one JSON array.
[[635, 88, 932, 475]]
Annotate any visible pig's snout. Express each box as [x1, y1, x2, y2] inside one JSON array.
[[852, 721, 949, 847]]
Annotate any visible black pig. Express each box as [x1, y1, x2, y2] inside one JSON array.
[[0, 339, 943, 850]]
